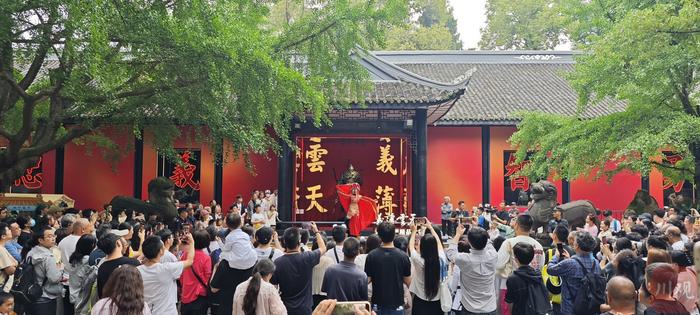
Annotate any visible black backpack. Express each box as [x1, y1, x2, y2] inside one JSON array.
[[517, 273, 554, 315], [572, 257, 606, 315], [10, 257, 44, 305]]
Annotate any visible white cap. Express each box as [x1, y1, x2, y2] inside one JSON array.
[[109, 229, 129, 237]]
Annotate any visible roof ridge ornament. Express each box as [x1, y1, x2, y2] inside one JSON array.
[[515, 54, 562, 61]]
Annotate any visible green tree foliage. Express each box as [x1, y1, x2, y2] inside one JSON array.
[[384, 0, 462, 50], [0, 0, 407, 189], [479, 0, 565, 50], [510, 0, 700, 202]]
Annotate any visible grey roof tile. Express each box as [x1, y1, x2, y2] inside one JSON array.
[[391, 61, 626, 124]]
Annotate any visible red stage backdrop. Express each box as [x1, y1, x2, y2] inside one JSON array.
[[294, 136, 409, 222]]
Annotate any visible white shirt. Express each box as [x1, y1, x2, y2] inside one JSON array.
[[91, 297, 152, 315], [251, 213, 266, 227], [219, 229, 257, 269], [137, 262, 184, 315], [58, 234, 81, 278], [409, 250, 446, 301], [323, 246, 345, 264], [160, 251, 178, 264], [496, 235, 545, 289], [254, 247, 284, 261], [266, 211, 278, 227], [672, 240, 685, 251], [446, 241, 498, 313]]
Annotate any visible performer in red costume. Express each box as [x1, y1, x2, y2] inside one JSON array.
[[336, 166, 377, 236]]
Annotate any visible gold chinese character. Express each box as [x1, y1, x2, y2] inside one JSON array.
[[305, 138, 328, 173], [305, 185, 327, 213], [375, 185, 397, 213], [376, 139, 397, 175]]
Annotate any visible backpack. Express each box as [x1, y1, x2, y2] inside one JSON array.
[[572, 257, 606, 315], [10, 257, 44, 305], [515, 271, 553, 315]]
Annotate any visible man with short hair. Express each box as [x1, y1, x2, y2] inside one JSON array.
[[653, 209, 666, 229], [547, 231, 600, 315], [544, 224, 575, 315], [644, 263, 689, 315], [603, 210, 621, 233], [324, 225, 347, 264], [601, 276, 637, 315], [505, 242, 551, 315], [665, 226, 684, 251], [138, 234, 195, 315], [96, 231, 140, 298], [156, 229, 178, 263], [271, 222, 326, 315], [58, 218, 94, 315], [441, 196, 454, 236], [547, 207, 569, 233], [3, 218, 22, 261], [321, 237, 368, 301], [446, 223, 498, 315], [365, 222, 411, 315], [497, 214, 545, 314]]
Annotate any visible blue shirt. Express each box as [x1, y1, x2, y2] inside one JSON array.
[[547, 253, 598, 314], [5, 241, 21, 262]]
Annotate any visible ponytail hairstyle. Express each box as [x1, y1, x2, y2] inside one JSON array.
[[420, 233, 440, 300], [243, 258, 276, 315]]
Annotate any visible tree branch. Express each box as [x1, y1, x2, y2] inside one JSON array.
[[274, 20, 338, 52], [651, 161, 692, 174], [0, 71, 31, 101], [656, 29, 700, 34], [79, 79, 200, 104]]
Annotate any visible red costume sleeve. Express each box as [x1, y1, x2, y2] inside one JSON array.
[[336, 184, 378, 236]]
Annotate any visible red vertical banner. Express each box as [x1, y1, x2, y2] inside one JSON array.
[[503, 151, 530, 205], [294, 136, 410, 222]]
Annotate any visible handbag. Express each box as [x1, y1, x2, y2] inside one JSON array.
[[439, 280, 452, 313]]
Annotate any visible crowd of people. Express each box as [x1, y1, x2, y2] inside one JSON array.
[[0, 191, 695, 315]]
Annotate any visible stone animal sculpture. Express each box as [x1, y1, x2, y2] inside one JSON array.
[[110, 177, 178, 223], [527, 180, 596, 231], [625, 189, 660, 214]]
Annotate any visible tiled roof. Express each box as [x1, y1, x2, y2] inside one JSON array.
[[371, 51, 627, 125]]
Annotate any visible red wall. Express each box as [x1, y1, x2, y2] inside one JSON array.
[[427, 127, 482, 222], [570, 165, 641, 211], [221, 149, 278, 210], [63, 126, 134, 210]]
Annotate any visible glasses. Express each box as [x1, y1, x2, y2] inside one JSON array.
[[41, 234, 56, 239]]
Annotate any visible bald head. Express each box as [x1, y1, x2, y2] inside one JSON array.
[[606, 276, 636, 311], [72, 218, 91, 236]]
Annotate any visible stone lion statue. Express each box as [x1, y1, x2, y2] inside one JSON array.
[[109, 177, 178, 223], [527, 180, 596, 231], [625, 189, 660, 214]]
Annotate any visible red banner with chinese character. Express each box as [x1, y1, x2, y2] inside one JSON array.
[[158, 149, 202, 203], [504, 151, 530, 206], [11, 157, 43, 193], [661, 151, 693, 207], [294, 136, 410, 222]]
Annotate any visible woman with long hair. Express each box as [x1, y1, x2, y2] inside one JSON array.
[[68, 234, 97, 315], [408, 222, 445, 314], [232, 258, 286, 315], [91, 265, 151, 315]]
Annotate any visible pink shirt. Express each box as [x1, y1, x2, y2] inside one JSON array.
[[180, 249, 212, 304], [582, 224, 598, 237], [233, 277, 287, 315], [674, 267, 698, 313]]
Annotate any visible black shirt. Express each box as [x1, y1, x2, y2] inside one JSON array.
[[364, 247, 411, 308], [271, 250, 321, 315], [210, 260, 254, 315], [644, 300, 690, 315], [96, 256, 140, 298], [505, 266, 550, 315]]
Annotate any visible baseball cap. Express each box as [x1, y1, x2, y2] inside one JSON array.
[[109, 229, 129, 237]]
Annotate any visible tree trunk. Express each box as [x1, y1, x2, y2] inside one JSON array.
[[0, 156, 40, 192], [692, 143, 700, 209]]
